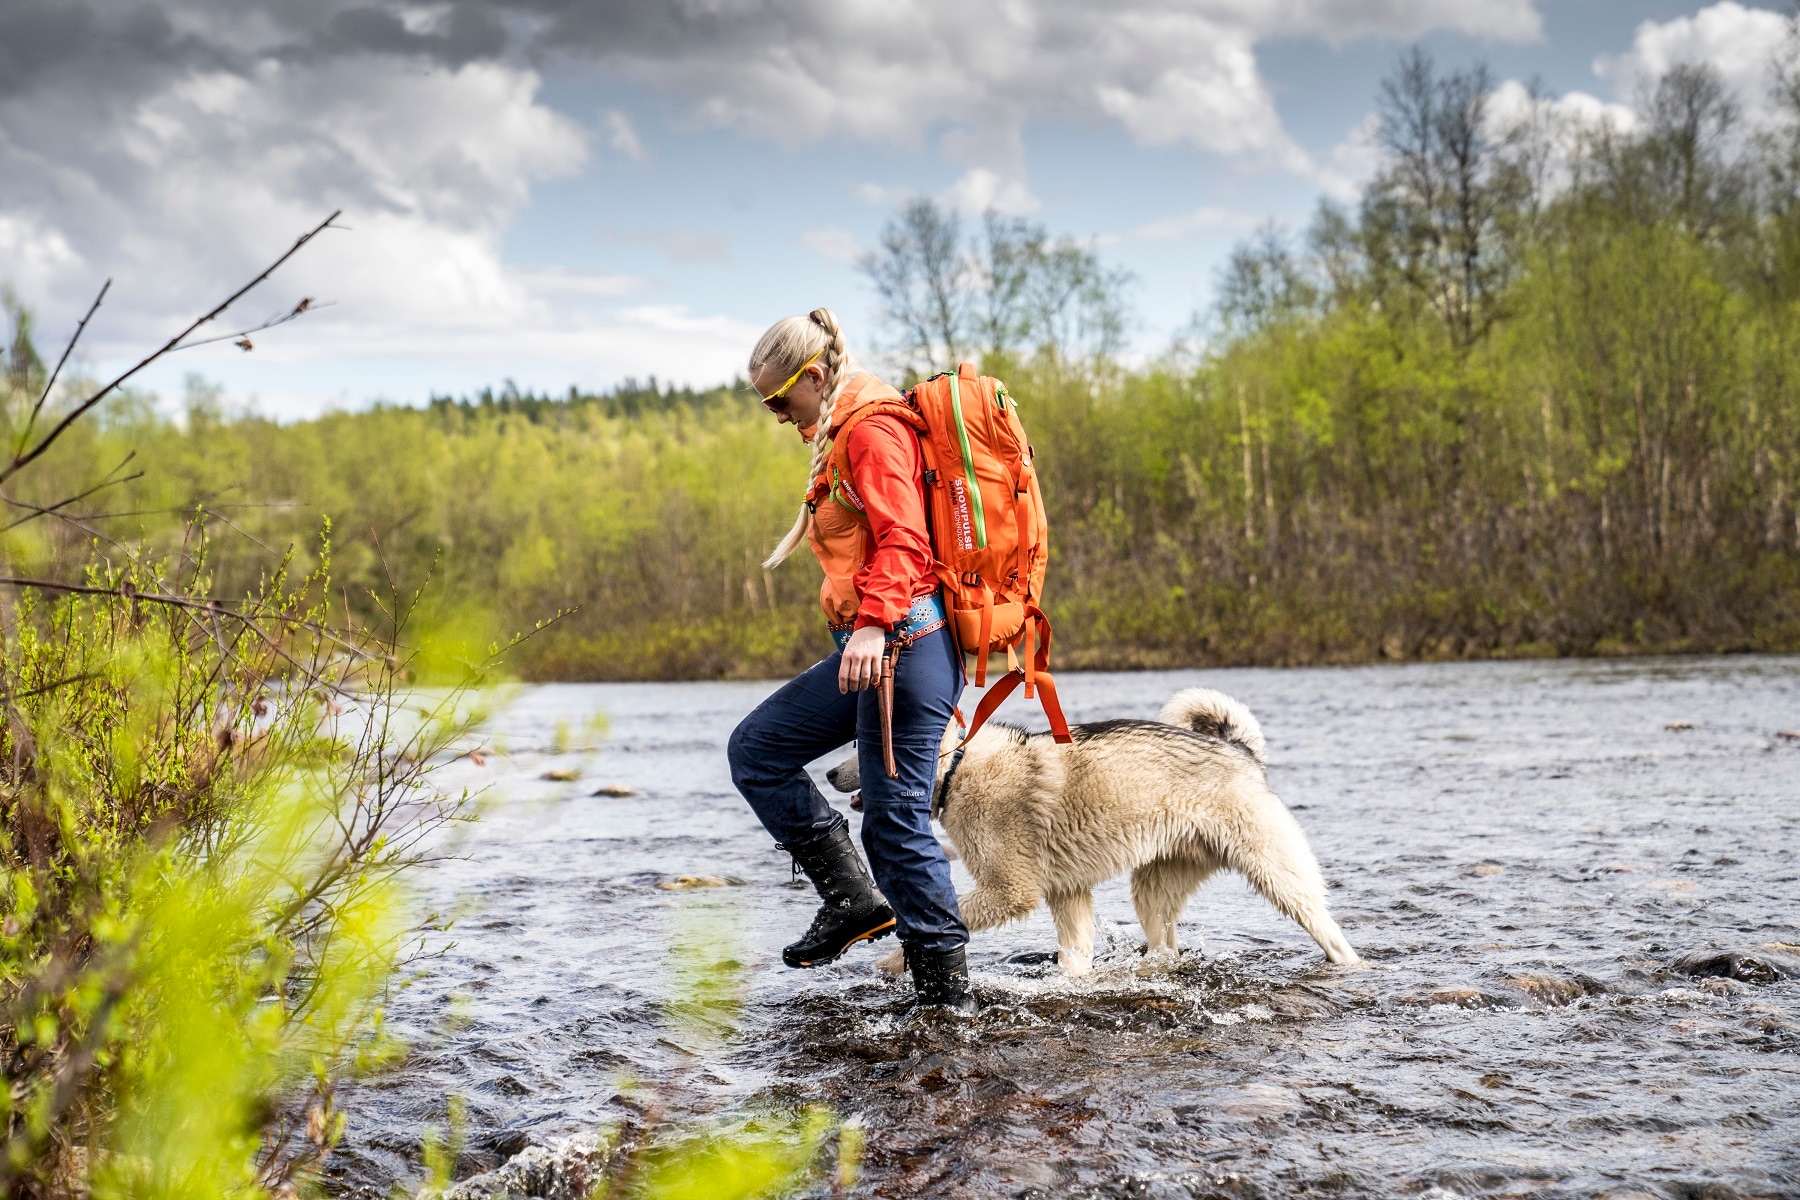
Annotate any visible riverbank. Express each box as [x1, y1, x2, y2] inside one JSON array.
[[508, 623, 1797, 683]]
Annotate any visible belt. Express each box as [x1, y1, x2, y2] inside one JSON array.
[[830, 591, 946, 652]]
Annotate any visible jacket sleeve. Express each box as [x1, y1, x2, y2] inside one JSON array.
[[845, 413, 933, 631]]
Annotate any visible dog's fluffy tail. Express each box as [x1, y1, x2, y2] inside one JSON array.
[[1158, 687, 1265, 765]]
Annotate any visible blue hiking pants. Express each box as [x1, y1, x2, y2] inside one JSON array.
[[727, 625, 967, 953]]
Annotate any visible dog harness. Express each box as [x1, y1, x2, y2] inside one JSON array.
[[932, 742, 967, 820]]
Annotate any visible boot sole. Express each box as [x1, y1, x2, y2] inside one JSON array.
[[783, 917, 897, 968]]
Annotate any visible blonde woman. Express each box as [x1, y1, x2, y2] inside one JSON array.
[[726, 308, 973, 1015]]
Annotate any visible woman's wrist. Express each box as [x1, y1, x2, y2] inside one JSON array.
[[838, 625, 887, 693]]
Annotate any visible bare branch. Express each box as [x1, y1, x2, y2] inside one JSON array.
[[1, 452, 142, 531], [0, 211, 341, 489], [20, 280, 110, 454]]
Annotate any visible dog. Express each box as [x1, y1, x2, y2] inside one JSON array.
[[826, 688, 1359, 977]]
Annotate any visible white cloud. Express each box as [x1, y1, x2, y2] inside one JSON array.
[[1486, 78, 1637, 140], [600, 109, 646, 161], [851, 169, 1040, 219], [1595, 1, 1790, 123], [855, 182, 907, 207], [1, 48, 604, 386], [575, 0, 1544, 182], [944, 168, 1039, 216], [0, 214, 84, 304], [799, 227, 862, 264], [1097, 206, 1251, 246], [1302, 111, 1388, 202], [152, 299, 760, 419]]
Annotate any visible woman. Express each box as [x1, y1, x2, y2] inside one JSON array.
[[726, 307, 974, 1015]]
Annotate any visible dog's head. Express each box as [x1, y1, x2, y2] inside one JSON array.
[[822, 721, 969, 808], [824, 752, 860, 793]]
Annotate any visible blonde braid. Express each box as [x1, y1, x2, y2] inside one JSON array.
[[761, 307, 851, 568]]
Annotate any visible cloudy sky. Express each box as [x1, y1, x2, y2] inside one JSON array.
[[0, 0, 1792, 418]]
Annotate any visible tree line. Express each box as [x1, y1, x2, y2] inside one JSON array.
[[7, 45, 1800, 680]]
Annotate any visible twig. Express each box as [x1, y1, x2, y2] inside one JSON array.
[[20, 281, 110, 454], [0, 671, 106, 705], [0, 211, 341, 489], [0, 575, 379, 676], [2, 459, 144, 531], [172, 298, 334, 353]]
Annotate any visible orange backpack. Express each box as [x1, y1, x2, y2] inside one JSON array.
[[830, 361, 1072, 744]]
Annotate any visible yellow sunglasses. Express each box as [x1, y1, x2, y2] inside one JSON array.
[[758, 348, 823, 411]]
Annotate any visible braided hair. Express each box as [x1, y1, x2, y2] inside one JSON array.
[[754, 307, 850, 568]]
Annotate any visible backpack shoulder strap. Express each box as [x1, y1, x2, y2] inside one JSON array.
[[827, 398, 928, 481]]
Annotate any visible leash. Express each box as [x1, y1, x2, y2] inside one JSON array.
[[878, 641, 900, 778], [837, 593, 946, 781]]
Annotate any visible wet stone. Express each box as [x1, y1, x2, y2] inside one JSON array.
[[1495, 970, 1605, 1006], [1668, 947, 1800, 984]]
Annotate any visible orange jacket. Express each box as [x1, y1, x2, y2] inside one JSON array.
[[803, 373, 937, 631]]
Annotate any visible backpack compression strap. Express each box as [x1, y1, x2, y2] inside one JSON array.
[[958, 606, 1072, 747], [958, 665, 1072, 748]]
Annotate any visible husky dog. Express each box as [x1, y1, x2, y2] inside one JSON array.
[[827, 688, 1359, 977]]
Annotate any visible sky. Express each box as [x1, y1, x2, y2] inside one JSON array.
[[0, 0, 1794, 419]]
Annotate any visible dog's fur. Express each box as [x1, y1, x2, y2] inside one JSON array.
[[827, 688, 1359, 977]]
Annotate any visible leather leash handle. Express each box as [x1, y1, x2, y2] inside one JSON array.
[[879, 642, 900, 778]]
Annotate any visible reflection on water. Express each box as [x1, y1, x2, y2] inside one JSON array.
[[331, 656, 1800, 1198]]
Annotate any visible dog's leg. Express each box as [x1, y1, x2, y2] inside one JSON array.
[[959, 881, 1039, 933], [1225, 793, 1361, 965], [875, 876, 1036, 978], [1046, 889, 1096, 977], [1130, 857, 1216, 955]]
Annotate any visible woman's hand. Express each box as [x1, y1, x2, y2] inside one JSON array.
[[839, 626, 887, 693]]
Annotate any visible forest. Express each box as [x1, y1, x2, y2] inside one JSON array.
[[7, 50, 1800, 684]]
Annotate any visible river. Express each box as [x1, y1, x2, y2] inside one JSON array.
[[329, 654, 1800, 1198]]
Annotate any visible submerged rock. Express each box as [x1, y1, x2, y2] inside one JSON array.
[[425, 1132, 613, 1200], [1498, 971, 1605, 1007], [1668, 948, 1800, 984], [657, 874, 738, 890]]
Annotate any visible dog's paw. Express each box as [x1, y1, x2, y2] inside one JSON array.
[[876, 945, 906, 977], [1059, 954, 1094, 978]]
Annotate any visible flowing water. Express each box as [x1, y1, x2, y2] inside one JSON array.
[[330, 655, 1800, 1199]]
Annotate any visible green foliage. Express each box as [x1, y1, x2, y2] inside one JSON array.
[[0, 537, 487, 1196], [51, 385, 824, 682], [0, 379, 489, 1195], [618, 1110, 837, 1200]]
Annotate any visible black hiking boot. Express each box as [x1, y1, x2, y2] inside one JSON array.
[[905, 943, 979, 1015], [780, 824, 895, 968]]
